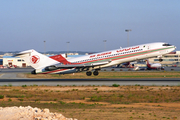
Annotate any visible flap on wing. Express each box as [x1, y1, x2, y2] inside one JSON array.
[[90, 60, 110, 66], [55, 64, 89, 68], [45, 60, 111, 70]]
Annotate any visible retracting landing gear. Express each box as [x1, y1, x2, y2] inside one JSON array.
[[86, 71, 92, 76], [93, 70, 99, 76], [86, 70, 99, 76]]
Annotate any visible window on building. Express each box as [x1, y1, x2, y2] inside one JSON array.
[[163, 59, 169, 61], [169, 59, 175, 61], [154, 59, 160, 61], [174, 59, 178, 61], [17, 59, 21, 62]]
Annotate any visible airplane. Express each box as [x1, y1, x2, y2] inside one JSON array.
[[134, 59, 164, 71], [0, 65, 8, 69], [146, 59, 164, 70], [171, 62, 180, 67], [15, 42, 176, 76]]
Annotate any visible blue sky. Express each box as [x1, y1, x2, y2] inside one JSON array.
[[0, 0, 180, 52]]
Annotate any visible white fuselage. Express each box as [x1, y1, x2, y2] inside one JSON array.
[[67, 42, 175, 69]]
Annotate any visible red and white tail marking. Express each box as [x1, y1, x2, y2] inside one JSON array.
[[146, 60, 151, 68], [50, 54, 71, 65]]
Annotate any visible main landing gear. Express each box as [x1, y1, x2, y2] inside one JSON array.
[[86, 70, 99, 76], [86, 71, 92, 76]]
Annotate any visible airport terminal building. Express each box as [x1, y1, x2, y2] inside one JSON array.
[[149, 51, 180, 66]]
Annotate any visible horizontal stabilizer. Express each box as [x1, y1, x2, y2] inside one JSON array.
[[14, 49, 34, 57]]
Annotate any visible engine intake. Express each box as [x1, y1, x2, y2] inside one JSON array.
[[45, 66, 57, 71]]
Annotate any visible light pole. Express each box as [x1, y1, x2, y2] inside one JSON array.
[[66, 41, 70, 54], [103, 40, 107, 51], [125, 29, 132, 47], [44, 41, 46, 54]]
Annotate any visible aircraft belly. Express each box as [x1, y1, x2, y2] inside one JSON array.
[[50, 68, 76, 74], [39, 68, 77, 74], [58, 68, 77, 74]]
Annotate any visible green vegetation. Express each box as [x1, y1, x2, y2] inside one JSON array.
[[0, 95, 4, 99], [112, 84, 120, 87], [0, 85, 180, 119]]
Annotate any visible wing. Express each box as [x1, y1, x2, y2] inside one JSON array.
[[45, 60, 111, 71]]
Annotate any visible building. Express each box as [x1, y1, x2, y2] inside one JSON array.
[[3, 56, 30, 68], [149, 51, 180, 66]]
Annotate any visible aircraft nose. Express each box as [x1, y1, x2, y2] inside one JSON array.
[[171, 44, 176, 49]]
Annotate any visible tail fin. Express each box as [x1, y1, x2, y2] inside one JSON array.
[[15, 49, 59, 69], [145, 60, 151, 68]]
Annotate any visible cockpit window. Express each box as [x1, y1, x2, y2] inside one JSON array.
[[163, 43, 171, 46]]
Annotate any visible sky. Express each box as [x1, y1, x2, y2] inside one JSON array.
[[0, 0, 180, 52]]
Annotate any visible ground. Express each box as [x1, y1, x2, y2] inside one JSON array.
[[1, 71, 180, 119], [0, 85, 180, 120]]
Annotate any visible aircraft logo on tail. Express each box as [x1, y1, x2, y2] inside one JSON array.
[[30, 55, 40, 64]]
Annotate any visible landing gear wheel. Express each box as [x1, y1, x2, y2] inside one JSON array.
[[93, 70, 99, 76], [31, 70, 36, 75], [86, 71, 92, 76]]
